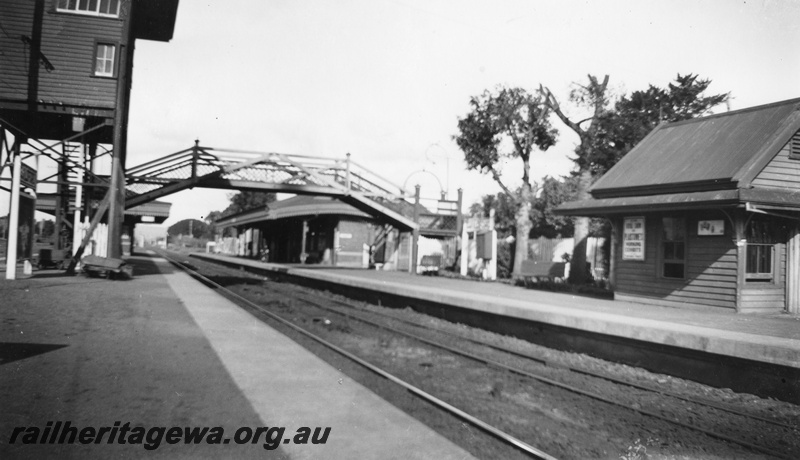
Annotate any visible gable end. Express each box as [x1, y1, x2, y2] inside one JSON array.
[[790, 131, 800, 160], [752, 130, 800, 190]]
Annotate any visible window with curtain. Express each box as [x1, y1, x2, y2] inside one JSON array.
[[662, 217, 686, 279]]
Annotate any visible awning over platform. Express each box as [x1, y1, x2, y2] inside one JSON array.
[[556, 187, 800, 217], [216, 196, 372, 228], [36, 194, 172, 223]]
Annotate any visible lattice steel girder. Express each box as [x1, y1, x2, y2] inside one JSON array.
[[196, 178, 345, 197], [123, 143, 420, 231]]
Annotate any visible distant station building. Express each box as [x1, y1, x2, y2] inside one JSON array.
[[1, 0, 179, 270], [213, 195, 459, 271], [213, 196, 401, 269], [558, 98, 800, 314]]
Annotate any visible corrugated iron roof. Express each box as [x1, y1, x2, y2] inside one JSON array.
[[126, 201, 172, 217], [216, 196, 372, 228], [591, 97, 800, 197], [36, 195, 171, 218], [557, 187, 800, 216]]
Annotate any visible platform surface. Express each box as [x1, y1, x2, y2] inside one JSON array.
[[194, 253, 800, 370], [0, 255, 476, 459]]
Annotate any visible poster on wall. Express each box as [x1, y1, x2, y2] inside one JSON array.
[[698, 219, 725, 236], [622, 216, 645, 261]]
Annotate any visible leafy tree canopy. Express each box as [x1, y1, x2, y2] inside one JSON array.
[[167, 219, 210, 238], [454, 86, 558, 276], [219, 191, 276, 218], [455, 86, 558, 197], [530, 175, 579, 238]]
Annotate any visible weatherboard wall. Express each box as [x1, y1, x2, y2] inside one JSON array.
[[39, 3, 124, 109], [0, 1, 36, 103], [614, 212, 739, 311], [0, 0, 123, 110]]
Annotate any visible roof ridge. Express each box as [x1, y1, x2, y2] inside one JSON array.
[[664, 96, 800, 128]]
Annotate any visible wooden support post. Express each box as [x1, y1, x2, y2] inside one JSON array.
[[345, 153, 351, 193], [411, 185, 420, 274], [300, 219, 308, 263], [5, 138, 23, 280], [608, 217, 618, 291], [734, 211, 746, 313], [456, 188, 463, 235], [54, 147, 68, 250], [786, 226, 800, 314], [191, 139, 199, 179]]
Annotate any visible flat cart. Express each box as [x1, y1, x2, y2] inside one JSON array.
[[81, 255, 133, 279]]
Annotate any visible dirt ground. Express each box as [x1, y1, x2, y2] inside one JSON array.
[[185, 254, 799, 460]]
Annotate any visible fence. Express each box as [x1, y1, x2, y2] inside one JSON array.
[[74, 221, 108, 258], [527, 236, 607, 280]]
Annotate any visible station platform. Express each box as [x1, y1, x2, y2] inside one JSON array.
[[0, 254, 476, 459], [192, 253, 800, 403]]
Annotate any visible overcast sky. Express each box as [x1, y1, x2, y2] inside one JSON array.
[[6, 0, 800, 231]]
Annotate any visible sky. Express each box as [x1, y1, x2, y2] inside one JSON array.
[[6, 0, 800, 233]]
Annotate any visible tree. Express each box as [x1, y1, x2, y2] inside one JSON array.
[[167, 219, 210, 238], [454, 86, 558, 276], [541, 73, 730, 283], [541, 75, 611, 284], [530, 175, 579, 238], [221, 191, 276, 217]]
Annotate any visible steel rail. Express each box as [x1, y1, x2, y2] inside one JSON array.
[[190, 252, 799, 434], [319, 297, 797, 432], [261, 283, 795, 460], [158, 251, 558, 460]]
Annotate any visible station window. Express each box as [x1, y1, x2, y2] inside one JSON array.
[[745, 219, 778, 282], [94, 43, 116, 77], [662, 217, 685, 279], [57, 0, 120, 18]]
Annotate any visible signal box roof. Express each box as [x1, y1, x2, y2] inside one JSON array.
[[133, 0, 180, 42]]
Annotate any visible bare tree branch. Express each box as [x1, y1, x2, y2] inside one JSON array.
[[540, 84, 582, 134], [488, 165, 517, 203]]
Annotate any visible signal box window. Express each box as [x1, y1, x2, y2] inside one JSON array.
[[662, 217, 685, 279], [57, 0, 121, 18], [94, 44, 116, 77]]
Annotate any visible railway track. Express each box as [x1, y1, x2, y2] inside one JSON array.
[[157, 250, 557, 460], [158, 250, 799, 459]]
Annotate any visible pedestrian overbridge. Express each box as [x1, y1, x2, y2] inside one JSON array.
[[124, 142, 419, 231]]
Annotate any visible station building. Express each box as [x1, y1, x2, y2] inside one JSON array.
[[213, 195, 408, 269], [557, 97, 800, 314], [213, 195, 460, 271]]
